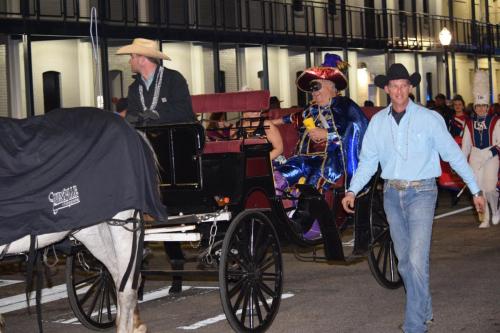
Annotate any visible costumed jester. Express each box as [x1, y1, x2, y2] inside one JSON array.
[[462, 70, 500, 228], [272, 54, 368, 233]]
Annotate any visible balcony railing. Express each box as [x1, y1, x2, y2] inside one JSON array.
[[1, 0, 498, 55]]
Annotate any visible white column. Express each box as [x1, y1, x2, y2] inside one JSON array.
[[7, 37, 26, 118], [190, 44, 205, 94], [278, 48, 291, 108], [347, 50, 358, 104], [78, 40, 95, 107]]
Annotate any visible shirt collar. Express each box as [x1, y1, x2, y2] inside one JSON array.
[[386, 99, 415, 115]]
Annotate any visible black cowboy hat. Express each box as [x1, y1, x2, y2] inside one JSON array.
[[374, 63, 421, 89]]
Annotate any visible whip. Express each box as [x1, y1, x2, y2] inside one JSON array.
[[90, 7, 104, 109]]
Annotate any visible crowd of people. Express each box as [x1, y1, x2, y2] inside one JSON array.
[[113, 38, 498, 333]]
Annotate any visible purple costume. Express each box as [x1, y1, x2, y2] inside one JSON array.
[[275, 96, 368, 191]]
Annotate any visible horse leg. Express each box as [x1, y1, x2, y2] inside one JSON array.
[[74, 211, 144, 333]]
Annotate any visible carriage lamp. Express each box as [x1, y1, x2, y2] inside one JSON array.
[[215, 196, 230, 207]]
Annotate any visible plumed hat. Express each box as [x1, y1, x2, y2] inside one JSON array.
[[296, 53, 349, 92], [374, 63, 421, 89], [116, 38, 171, 60], [472, 70, 489, 106]]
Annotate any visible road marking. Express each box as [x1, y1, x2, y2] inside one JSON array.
[[0, 283, 86, 314], [52, 285, 219, 325], [177, 292, 295, 330], [0, 279, 23, 288], [434, 206, 473, 220]]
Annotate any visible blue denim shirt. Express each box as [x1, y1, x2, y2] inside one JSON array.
[[348, 100, 480, 195]]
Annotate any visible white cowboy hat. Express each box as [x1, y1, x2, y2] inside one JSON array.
[[116, 38, 171, 60]]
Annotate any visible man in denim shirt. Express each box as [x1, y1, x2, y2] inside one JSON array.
[[342, 63, 485, 333]]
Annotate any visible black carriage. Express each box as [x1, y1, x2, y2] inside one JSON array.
[[65, 90, 401, 332]]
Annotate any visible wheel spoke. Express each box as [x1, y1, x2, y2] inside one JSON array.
[[239, 286, 251, 324], [227, 251, 250, 271], [255, 235, 272, 265], [257, 280, 277, 298], [228, 275, 246, 299], [251, 221, 265, 258], [78, 275, 102, 306], [74, 274, 100, 288], [259, 255, 276, 272], [86, 278, 104, 317], [255, 284, 272, 313], [389, 242, 397, 282], [105, 278, 113, 321], [252, 287, 264, 324], [232, 281, 249, 313], [97, 280, 106, 323]]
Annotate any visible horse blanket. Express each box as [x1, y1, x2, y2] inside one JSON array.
[[0, 108, 167, 245]]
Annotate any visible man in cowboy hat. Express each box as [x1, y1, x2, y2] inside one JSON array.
[[116, 38, 195, 124], [341, 63, 484, 333], [117, 38, 194, 294], [462, 70, 500, 228], [272, 53, 368, 234]]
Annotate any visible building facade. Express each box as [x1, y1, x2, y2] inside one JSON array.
[[0, 0, 498, 118]]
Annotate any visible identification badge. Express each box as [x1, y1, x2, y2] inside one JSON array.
[[161, 97, 167, 103]]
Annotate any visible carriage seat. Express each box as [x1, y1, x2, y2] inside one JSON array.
[[203, 138, 268, 154]]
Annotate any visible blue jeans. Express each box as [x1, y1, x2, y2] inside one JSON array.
[[383, 179, 437, 333]]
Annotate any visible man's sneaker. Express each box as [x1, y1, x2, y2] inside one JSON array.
[[492, 215, 500, 225]]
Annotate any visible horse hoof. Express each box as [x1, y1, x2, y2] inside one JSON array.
[[134, 323, 147, 333]]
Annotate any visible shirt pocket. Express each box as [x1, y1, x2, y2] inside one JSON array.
[[410, 131, 428, 153]]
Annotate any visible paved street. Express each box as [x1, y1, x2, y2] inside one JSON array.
[[1, 193, 500, 333]]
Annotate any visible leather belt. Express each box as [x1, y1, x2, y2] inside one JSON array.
[[386, 179, 424, 190]]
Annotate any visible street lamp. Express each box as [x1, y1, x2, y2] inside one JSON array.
[[439, 27, 452, 99]]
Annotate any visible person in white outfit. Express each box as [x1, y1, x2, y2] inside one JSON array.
[[462, 70, 500, 228]]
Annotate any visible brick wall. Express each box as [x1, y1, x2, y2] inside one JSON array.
[[219, 48, 238, 92]]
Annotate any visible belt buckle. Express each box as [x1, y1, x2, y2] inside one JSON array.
[[395, 181, 407, 190]]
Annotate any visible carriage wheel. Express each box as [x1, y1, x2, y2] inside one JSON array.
[[367, 180, 403, 289], [65, 248, 117, 330], [219, 210, 283, 332]]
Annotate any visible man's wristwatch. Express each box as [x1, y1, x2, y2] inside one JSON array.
[[473, 191, 483, 198]]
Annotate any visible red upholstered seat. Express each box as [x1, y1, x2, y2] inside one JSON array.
[[361, 106, 384, 120], [192, 90, 270, 114], [203, 140, 242, 154], [203, 138, 269, 154]]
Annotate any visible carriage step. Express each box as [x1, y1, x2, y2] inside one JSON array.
[[144, 232, 201, 242], [145, 225, 196, 233]]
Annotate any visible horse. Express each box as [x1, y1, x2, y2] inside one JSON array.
[[0, 107, 167, 333], [0, 209, 145, 333]]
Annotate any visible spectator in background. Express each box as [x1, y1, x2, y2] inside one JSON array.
[[426, 99, 436, 109], [448, 95, 468, 143], [205, 112, 232, 141], [493, 103, 500, 116], [115, 97, 128, 119], [465, 102, 474, 117], [363, 100, 374, 107], [433, 93, 453, 121], [269, 96, 283, 109]]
